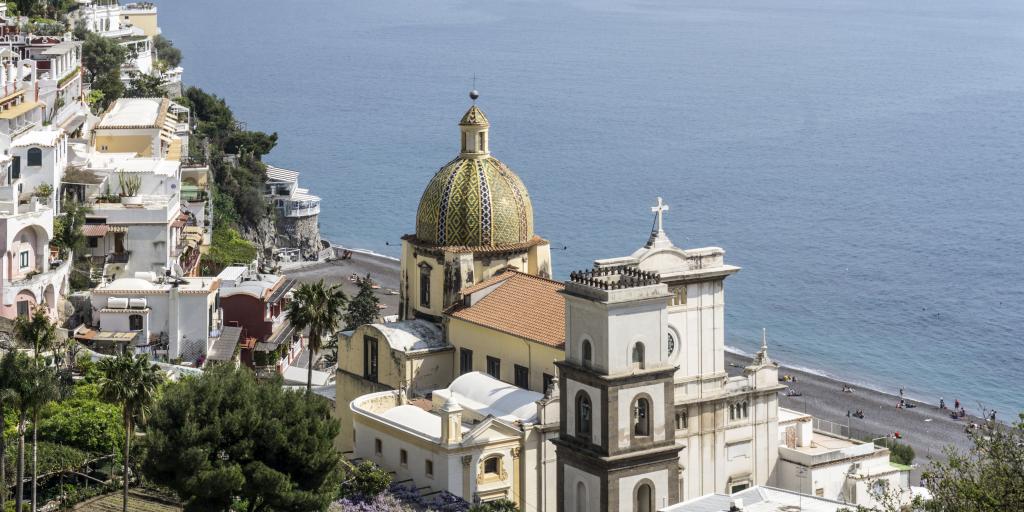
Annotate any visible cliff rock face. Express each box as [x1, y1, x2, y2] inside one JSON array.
[[275, 213, 322, 260], [242, 215, 278, 261]]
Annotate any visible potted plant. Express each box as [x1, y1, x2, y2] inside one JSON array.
[[118, 171, 143, 205]]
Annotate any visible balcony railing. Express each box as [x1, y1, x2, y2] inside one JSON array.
[[107, 252, 131, 264], [283, 204, 320, 218]]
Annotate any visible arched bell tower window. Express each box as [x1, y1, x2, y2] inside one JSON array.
[[576, 481, 587, 512], [581, 339, 592, 368], [631, 342, 645, 369], [635, 482, 654, 512], [575, 390, 592, 438], [633, 396, 651, 437]]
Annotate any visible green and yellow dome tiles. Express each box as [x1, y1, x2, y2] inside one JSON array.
[[415, 105, 534, 248]]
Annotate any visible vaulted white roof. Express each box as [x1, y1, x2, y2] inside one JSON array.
[[436, 372, 544, 423]]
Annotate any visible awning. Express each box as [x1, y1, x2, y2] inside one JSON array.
[[207, 326, 242, 361], [81, 224, 109, 237], [0, 101, 40, 120]]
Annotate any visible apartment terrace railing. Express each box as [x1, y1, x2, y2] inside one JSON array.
[[106, 251, 131, 264]]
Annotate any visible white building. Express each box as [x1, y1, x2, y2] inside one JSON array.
[[660, 485, 847, 512], [80, 274, 223, 364], [774, 408, 911, 508], [0, 197, 70, 320], [351, 371, 559, 508]]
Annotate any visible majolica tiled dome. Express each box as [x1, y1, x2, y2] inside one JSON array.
[[414, 106, 534, 247]]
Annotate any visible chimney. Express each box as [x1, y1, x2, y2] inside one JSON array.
[[728, 498, 743, 511]]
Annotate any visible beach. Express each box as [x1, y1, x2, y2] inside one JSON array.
[[289, 248, 978, 483]]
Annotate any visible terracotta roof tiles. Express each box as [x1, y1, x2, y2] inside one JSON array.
[[448, 271, 565, 348]]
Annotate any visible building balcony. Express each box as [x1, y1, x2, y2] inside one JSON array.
[[282, 203, 320, 218], [106, 251, 131, 264]]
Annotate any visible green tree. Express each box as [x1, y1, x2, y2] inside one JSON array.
[[11, 363, 58, 512], [338, 461, 391, 500], [81, 32, 126, 111], [922, 412, 1024, 512], [153, 35, 182, 68], [13, 308, 57, 361], [39, 382, 123, 455], [343, 275, 380, 330], [125, 71, 168, 98], [286, 281, 347, 392], [53, 199, 90, 260], [142, 366, 341, 511], [0, 352, 29, 510], [97, 353, 163, 512]]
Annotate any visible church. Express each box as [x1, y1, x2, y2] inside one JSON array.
[[336, 96, 785, 511]]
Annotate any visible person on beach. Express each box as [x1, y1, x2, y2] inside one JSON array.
[[990, 410, 997, 422], [954, 398, 960, 409], [939, 397, 946, 409]]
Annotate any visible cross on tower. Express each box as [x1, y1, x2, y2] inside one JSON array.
[[651, 196, 669, 234]]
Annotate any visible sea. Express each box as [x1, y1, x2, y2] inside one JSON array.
[[153, 0, 1024, 414]]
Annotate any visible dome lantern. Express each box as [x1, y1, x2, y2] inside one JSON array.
[[459, 104, 490, 156]]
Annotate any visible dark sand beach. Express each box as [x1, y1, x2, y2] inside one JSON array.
[[291, 248, 979, 483]]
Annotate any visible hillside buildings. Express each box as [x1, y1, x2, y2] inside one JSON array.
[[264, 165, 321, 261]]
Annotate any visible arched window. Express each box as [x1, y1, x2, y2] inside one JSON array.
[[633, 397, 651, 437], [27, 148, 42, 167], [635, 482, 653, 512], [576, 481, 587, 512], [483, 456, 500, 475], [418, 263, 431, 308], [575, 391, 592, 438], [631, 342, 645, 369], [581, 339, 592, 368], [129, 314, 143, 331]]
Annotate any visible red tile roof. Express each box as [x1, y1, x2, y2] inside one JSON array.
[[447, 271, 565, 348]]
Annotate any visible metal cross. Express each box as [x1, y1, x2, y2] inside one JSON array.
[[651, 197, 669, 233]]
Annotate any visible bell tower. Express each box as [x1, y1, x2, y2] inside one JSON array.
[[554, 266, 682, 512]]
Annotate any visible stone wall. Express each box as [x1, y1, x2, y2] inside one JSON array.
[[275, 213, 322, 261]]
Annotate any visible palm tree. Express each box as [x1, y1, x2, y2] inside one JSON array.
[[0, 352, 29, 510], [24, 365, 57, 512], [286, 280, 347, 392], [14, 308, 57, 363], [97, 352, 163, 512]]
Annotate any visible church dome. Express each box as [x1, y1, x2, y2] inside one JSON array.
[[414, 105, 534, 247]]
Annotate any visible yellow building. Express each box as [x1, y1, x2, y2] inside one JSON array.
[[399, 101, 552, 321], [93, 97, 183, 159], [121, 3, 160, 37]]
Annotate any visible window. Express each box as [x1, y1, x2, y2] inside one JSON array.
[[730, 482, 750, 493], [363, 335, 379, 382], [459, 348, 473, 375], [675, 410, 688, 431], [374, 438, 382, 455], [543, 373, 555, 395], [729, 401, 750, 421], [425, 460, 434, 477], [486, 356, 500, 379], [88, 236, 99, 248], [631, 342, 645, 369], [477, 132, 485, 151], [581, 339, 592, 368], [670, 285, 686, 306], [483, 456, 500, 475], [635, 483, 653, 512], [129, 314, 143, 331], [19, 251, 29, 269], [633, 397, 651, 437], [11, 156, 20, 179], [16, 301, 29, 318], [576, 482, 587, 512], [26, 148, 42, 167], [667, 332, 676, 356], [399, 449, 408, 467], [419, 264, 431, 308], [514, 365, 528, 389], [575, 391, 592, 438]]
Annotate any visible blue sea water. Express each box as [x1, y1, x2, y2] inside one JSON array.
[[154, 0, 1024, 413]]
